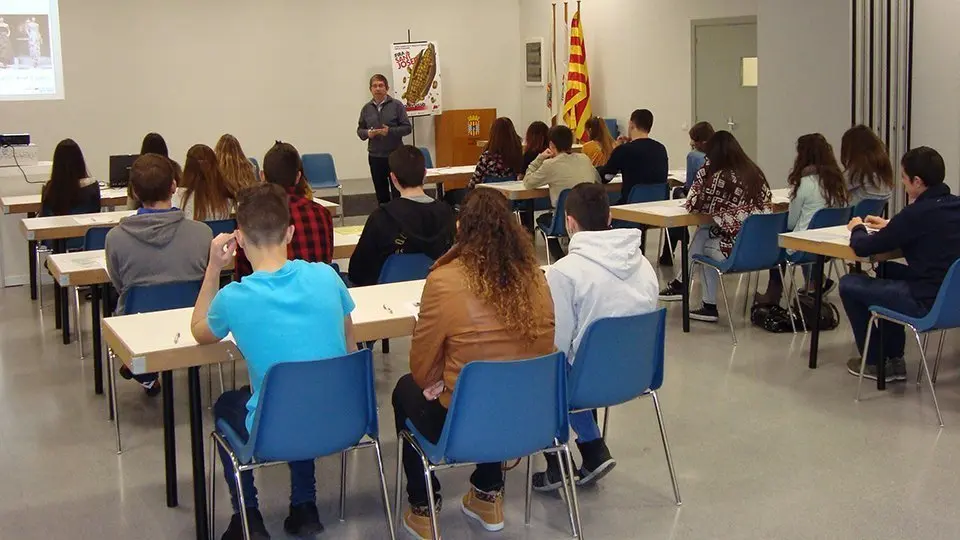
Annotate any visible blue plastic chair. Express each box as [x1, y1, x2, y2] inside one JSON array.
[[378, 253, 434, 284], [603, 118, 619, 139], [301, 153, 344, 225], [418, 147, 434, 169], [567, 309, 681, 504], [692, 212, 789, 345], [211, 349, 395, 539], [394, 352, 583, 539], [612, 183, 672, 262], [854, 259, 960, 426], [852, 198, 887, 220], [83, 226, 112, 251], [107, 280, 205, 455], [204, 218, 237, 237], [535, 189, 572, 265]]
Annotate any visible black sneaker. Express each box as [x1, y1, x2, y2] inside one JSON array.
[[689, 304, 719, 323], [658, 280, 684, 302], [119, 365, 133, 380], [283, 502, 324, 537], [532, 453, 578, 492], [846, 357, 904, 382], [222, 509, 271, 540], [576, 439, 616, 487], [143, 379, 162, 397]]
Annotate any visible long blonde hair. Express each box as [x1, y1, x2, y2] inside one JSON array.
[[585, 117, 616, 162], [456, 189, 546, 342], [215, 134, 258, 194], [181, 144, 233, 221]]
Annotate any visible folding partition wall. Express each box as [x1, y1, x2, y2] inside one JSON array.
[[851, 0, 914, 213]]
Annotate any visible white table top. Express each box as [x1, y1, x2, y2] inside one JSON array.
[[425, 165, 475, 177], [103, 279, 426, 372], [780, 224, 853, 246], [22, 209, 134, 235], [313, 198, 340, 215]]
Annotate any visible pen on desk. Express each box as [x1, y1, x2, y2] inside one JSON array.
[[173, 332, 180, 344], [383, 304, 394, 314]]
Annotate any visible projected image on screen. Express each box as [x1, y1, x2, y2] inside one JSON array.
[[0, 1, 63, 100]]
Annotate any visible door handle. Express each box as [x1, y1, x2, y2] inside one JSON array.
[[727, 117, 737, 130]]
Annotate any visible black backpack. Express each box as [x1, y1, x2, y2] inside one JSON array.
[[792, 293, 841, 331], [750, 303, 800, 333]]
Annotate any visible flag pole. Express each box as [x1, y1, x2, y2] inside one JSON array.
[[563, 2, 569, 127], [551, 3, 557, 125]]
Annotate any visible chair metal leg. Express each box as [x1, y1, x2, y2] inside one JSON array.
[[561, 445, 585, 538], [918, 334, 930, 385], [394, 438, 404, 530], [338, 185, 345, 226], [372, 440, 397, 540], [540, 230, 553, 266], [778, 266, 797, 334], [74, 287, 84, 359], [932, 330, 946, 384], [235, 456, 252, 540], [651, 391, 682, 505], [713, 269, 737, 345], [36, 247, 44, 311], [856, 315, 877, 401], [664, 229, 675, 265], [601, 407, 610, 441], [339, 451, 348, 521], [554, 447, 578, 538], [912, 329, 944, 427], [107, 349, 122, 454], [422, 457, 441, 540], [524, 455, 533, 526], [208, 434, 218, 540], [787, 265, 808, 333]]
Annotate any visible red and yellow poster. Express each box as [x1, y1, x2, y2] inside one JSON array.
[[391, 41, 443, 117]]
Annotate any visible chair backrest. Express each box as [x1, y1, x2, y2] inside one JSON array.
[[378, 253, 434, 284], [125, 280, 203, 314], [852, 198, 887, 220], [482, 175, 517, 184], [626, 183, 669, 204], [568, 310, 667, 410], [301, 153, 339, 189], [249, 158, 260, 177], [418, 147, 434, 169], [83, 226, 112, 251], [603, 118, 619, 139], [808, 206, 853, 230], [919, 259, 960, 331], [437, 352, 568, 464], [544, 189, 572, 236], [723, 212, 789, 273], [204, 219, 237, 237], [248, 349, 378, 462]]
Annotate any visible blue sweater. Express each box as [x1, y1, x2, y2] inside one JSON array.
[[850, 183, 960, 306]]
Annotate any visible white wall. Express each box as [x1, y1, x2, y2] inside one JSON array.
[[756, 0, 851, 188], [0, 0, 522, 185], [520, 0, 758, 168], [911, 0, 960, 192]]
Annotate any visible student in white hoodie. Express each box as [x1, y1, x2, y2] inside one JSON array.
[[533, 182, 659, 491]]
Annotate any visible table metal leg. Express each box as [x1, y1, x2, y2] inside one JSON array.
[[28, 240, 38, 300], [54, 279, 62, 329], [681, 228, 690, 333], [808, 255, 825, 369], [162, 370, 178, 508], [59, 281, 70, 345], [92, 284, 103, 395], [188, 366, 210, 540], [104, 289, 114, 420], [876, 262, 886, 391]]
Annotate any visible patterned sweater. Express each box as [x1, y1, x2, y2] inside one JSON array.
[[685, 158, 772, 256], [470, 150, 519, 187]]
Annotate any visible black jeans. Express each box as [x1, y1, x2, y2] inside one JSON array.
[[392, 374, 503, 507], [536, 212, 567, 261], [369, 155, 399, 206]]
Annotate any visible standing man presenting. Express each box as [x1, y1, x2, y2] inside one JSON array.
[[358, 74, 412, 205]]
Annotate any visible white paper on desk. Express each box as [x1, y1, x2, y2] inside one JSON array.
[[73, 256, 103, 268], [406, 301, 422, 321], [74, 215, 116, 225]]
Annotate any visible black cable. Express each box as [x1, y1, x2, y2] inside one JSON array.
[[3, 143, 45, 184]]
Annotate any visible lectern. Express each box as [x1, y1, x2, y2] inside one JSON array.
[[434, 108, 497, 167]]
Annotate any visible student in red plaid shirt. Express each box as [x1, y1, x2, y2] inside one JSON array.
[[235, 142, 333, 280]]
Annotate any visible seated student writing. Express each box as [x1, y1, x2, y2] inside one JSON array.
[[534, 183, 659, 491], [234, 141, 333, 280], [105, 154, 212, 396], [840, 146, 960, 382], [348, 145, 455, 286], [658, 131, 771, 322], [392, 188, 555, 539], [523, 125, 600, 260], [757, 133, 849, 304], [192, 184, 357, 539], [598, 109, 669, 205]]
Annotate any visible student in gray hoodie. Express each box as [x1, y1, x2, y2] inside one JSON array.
[[533, 183, 659, 492], [105, 154, 212, 394]]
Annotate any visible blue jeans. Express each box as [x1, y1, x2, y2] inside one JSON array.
[[213, 388, 316, 513], [569, 411, 602, 443], [674, 225, 724, 305], [839, 262, 929, 366]]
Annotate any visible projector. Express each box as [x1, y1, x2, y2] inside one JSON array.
[[0, 133, 31, 147]]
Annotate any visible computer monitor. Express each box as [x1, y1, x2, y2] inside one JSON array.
[[109, 154, 139, 188]]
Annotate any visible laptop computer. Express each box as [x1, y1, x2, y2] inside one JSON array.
[[109, 154, 139, 188]]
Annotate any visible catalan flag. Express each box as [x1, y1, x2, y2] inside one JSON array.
[[562, 10, 592, 140]]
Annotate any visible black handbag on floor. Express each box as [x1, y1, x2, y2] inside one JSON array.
[[792, 293, 841, 331], [750, 303, 799, 333]]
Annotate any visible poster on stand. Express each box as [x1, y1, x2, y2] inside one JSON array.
[[391, 41, 442, 117]]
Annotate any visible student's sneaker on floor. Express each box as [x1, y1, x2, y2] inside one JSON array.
[[404, 506, 439, 540], [658, 280, 684, 302], [689, 304, 719, 323], [283, 502, 324, 536], [118, 365, 162, 397], [532, 453, 579, 492], [221, 508, 271, 540], [461, 486, 504, 532], [846, 356, 906, 382], [576, 439, 617, 487]]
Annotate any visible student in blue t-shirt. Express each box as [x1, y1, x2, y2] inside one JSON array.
[[191, 183, 357, 540]]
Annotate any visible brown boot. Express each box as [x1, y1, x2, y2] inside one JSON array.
[[403, 506, 440, 540], [461, 486, 504, 532]]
